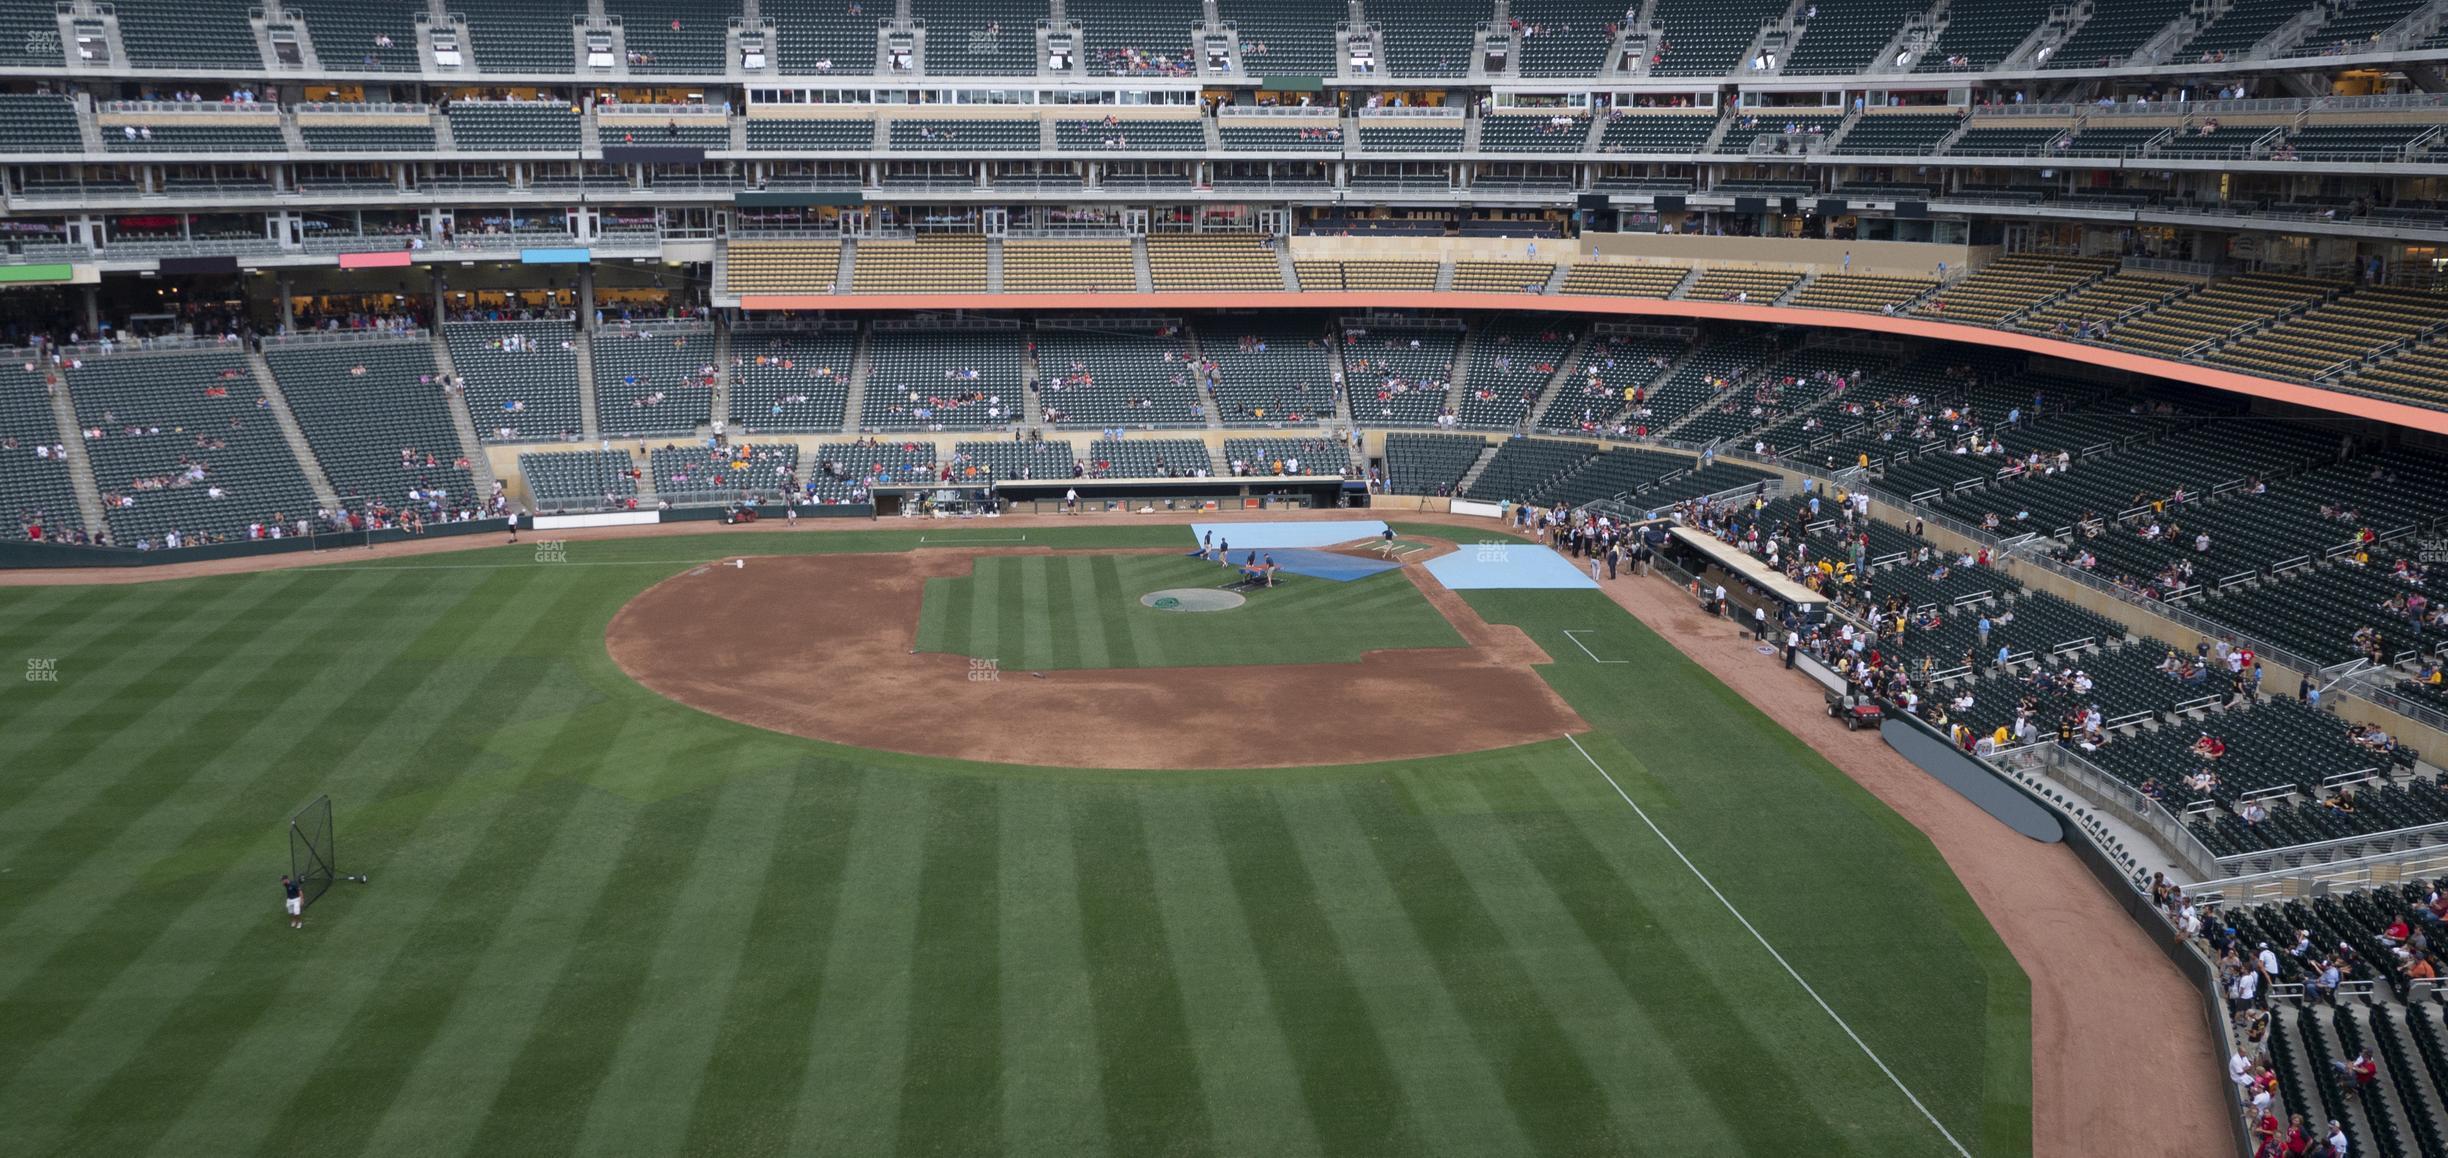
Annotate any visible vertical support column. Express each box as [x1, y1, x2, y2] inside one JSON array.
[[579, 264, 596, 330], [81, 284, 100, 335], [430, 266, 447, 329], [277, 273, 294, 333]]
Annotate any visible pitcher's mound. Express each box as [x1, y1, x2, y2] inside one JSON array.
[[1142, 588, 1246, 612]]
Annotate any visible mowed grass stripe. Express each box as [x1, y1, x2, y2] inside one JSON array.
[[0, 574, 318, 816], [896, 777, 1004, 1156], [1110, 559, 1169, 669], [1042, 555, 1080, 669], [0, 572, 448, 1148], [1330, 782, 1634, 1156], [1016, 555, 1056, 670], [1488, 767, 1851, 1153], [15, 569, 546, 1141], [1070, 786, 1211, 1154], [243, 655, 642, 1157], [998, 784, 1111, 1157], [1194, 786, 1413, 1156], [1435, 776, 1776, 1150], [1090, 556, 1140, 669], [996, 555, 1035, 669], [675, 765, 868, 1155], [0, 584, 144, 675], [461, 743, 740, 1155], [969, 552, 1004, 670], [779, 769, 933, 1156], [0, 571, 390, 918], [1059, 555, 1108, 669], [1465, 589, 2027, 1153], [350, 767, 648, 1156], [567, 768, 801, 1156], [1271, 783, 1537, 1156], [118, 569, 592, 1158]]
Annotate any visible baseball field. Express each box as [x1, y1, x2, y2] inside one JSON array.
[[0, 520, 2030, 1157]]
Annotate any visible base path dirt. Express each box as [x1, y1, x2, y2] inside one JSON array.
[[605, 547, 1587, 770], [1598, 573, 2230, 1158]]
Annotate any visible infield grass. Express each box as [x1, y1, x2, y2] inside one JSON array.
[[0, 522, 2027, 1157], [911, 552, 1462, 669]]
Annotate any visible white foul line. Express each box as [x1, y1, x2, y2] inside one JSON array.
[[1563, 732, 1975, 1158], [1560, 629, 1628, 664]]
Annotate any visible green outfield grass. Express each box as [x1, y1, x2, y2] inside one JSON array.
[[911, 553, 1462, 669], [0, 523, 2027, 1157]]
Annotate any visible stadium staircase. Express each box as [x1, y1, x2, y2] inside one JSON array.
[[430, 335, 499, 500], [1444, 324, 1475, 419], [74, 101, 105, 153], [1993, 261, 2121, 327], [247, 351, 344, 512], [1453, 441, 1501, 492], [1275, 242, 1299, 291], [1182, 323, 1224, 429], [1664, 267, 1704, 298], [257, 18, 319, 73], [1526, 329, 1597, 431], [1774, 270, 1815, 306], [1541, 265, 1570, 294], [42, 374, 110, 539], [2000, 4, 2078, 67], [836, 240, 859, 291], [841, 325, 873, 431], [2340, 998, 2438, 1150], [1696, 113, 1737, 153], [1433, 261, 1456, 291], [1130, 237, 1153, 291], [708, 322, 734, 435], [573, 328, 601, 439], [985, 237, 1004, 292]]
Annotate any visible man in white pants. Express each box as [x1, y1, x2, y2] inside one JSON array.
[[282, 875, 304, 929]]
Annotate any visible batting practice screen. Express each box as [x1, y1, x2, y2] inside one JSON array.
[[289, 795, 336, 908]]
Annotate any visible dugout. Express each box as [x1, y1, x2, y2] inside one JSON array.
[[1659, 525, 1826, 625]]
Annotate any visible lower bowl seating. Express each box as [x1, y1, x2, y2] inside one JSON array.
[[519, 449, 638, 509], [1080, 437, 1214, 477]]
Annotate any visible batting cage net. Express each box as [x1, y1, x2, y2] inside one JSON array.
[[290, 795, 337, 909]]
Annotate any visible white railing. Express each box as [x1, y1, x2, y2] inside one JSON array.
[[2039, 742, 2225, 880], [295, 102, 432, 116], [597, 103, 730, 118], [1355, 106, 1464, 119], [1217, 105, 1339, 120], [264, 327, 427, 346], [2193, 843, 2448, 905], [2211, 818, 2448, 880], [100, 100, 280, 115]]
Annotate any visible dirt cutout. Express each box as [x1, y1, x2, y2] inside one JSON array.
[[606, 547, 1587, 769]]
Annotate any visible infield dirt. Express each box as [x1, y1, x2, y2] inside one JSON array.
[[606, 546, 1588, 769]]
